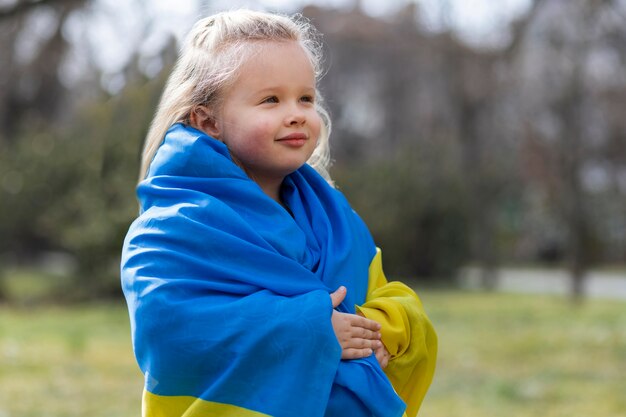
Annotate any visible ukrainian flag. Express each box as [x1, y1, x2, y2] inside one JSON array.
[[121, 124, 436, 417]]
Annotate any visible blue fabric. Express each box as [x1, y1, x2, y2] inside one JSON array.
[[121, 123, 405, 417]]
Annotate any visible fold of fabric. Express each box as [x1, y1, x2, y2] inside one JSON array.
[[121, 123, 405, 417], [356, 249, 438, 417]]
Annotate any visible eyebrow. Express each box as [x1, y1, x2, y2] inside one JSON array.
[[253, 85, 316, 95]]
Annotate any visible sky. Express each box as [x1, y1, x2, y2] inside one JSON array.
[[203, 0, 532, 46]]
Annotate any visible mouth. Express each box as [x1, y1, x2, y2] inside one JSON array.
[[276, 133, 308, 146]]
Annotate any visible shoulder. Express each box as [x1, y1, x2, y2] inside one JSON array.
[[146, 123, 240, 179]]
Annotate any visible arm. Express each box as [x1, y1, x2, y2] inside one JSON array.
[[355, 248, 438, 417]]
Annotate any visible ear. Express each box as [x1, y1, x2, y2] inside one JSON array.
[[189, 105, 222, 139]]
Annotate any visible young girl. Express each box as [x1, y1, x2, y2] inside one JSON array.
[[122, 9, 437, 417]]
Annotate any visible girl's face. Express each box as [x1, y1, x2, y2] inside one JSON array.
[[214, 41, 321, 187]]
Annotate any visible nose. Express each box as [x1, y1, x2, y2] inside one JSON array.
[[285, 106, 306, 126]]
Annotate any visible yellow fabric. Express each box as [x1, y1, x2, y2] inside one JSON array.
[[142, 390, 270, 417], [356, 248, 438, 417]]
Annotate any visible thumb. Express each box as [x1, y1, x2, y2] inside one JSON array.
[[330, 286, 347, 308]]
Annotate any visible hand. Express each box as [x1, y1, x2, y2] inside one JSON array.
[[330, 286, 382, 360], [355, 309, 390, 369]]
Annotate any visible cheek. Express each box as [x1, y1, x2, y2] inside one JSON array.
[[253, 119, 276, 138], [235, 116, 274, 142], [227, 121, 274, 159], [248, 126, 276, 159], [310, 113, 323, 140]]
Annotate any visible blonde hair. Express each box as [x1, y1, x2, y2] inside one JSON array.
[[139, 9, 332, 181]]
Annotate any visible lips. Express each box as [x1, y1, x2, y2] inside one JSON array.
[[276, 133, 308, 147]]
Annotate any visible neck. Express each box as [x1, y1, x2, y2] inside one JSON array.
[[231, 156, 286, 207], [255, 176, 286, 207]]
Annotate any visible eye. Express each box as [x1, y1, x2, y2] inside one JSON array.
[[300, 95, 315, 104], [262, 96, 279, 104]]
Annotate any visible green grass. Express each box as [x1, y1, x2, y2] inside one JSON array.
[[0, 303, 142, 417], [1, 292, 625, 416], [420, 291, 626, 417]]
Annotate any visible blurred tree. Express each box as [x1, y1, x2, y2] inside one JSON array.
[[308, 4, 516, 282], [0, 0, 174, 301], [333, 145, 470, 280], [0, 0, 88, 141], [1, 0, 625, 302], [310, 0, 626, 293], [513, 0, 626, 300], [0, 69, 167, 299]]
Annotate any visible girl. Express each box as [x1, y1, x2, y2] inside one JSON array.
[[122, 9, 436, 417]]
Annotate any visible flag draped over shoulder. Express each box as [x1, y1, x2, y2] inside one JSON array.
[[121, 124, 407, 417]]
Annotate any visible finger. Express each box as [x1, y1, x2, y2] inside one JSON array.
[[381, 352, 389, 368], [375, 346, 389, 369], [329, 286, 347, 309], [343, 338, 382, 350], [341, 347, 374, 360], [380, 355, 388, 369], [375, 349, 386, 367], [348, 315, 381, 332], [350, 327, 381, 341]]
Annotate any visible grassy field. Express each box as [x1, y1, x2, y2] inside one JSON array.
[[0, 303, 142, 417], [420, 291, 626, 417], [1, 290, 624, 417]]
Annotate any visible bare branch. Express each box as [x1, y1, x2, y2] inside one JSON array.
[[0, 0, 86, 21], [504, 0, 548, 59]]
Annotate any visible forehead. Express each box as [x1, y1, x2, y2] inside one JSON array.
[[232, 41, 316, 92]]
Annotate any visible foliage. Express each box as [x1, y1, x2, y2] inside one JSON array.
[[333, 145, 471, 280], [0, 77, 163, 299], [2, 0, 626, 301]]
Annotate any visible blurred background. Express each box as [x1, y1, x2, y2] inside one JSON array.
[[0, 0, 625, 416]]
